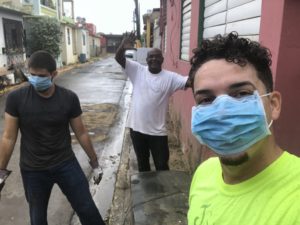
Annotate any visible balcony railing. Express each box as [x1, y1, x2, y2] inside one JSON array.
[[0, 0, 33, 14]]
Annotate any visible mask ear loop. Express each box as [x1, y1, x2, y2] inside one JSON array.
[[259, 92, 273, 128], [260, 92, 272, 98], [260, 92, 273, 128], [268, 120, 273, 128]]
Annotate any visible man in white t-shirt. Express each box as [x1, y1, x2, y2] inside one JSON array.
[[115, 33, 190, 172]]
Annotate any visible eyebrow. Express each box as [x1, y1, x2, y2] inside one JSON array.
[[30, 73, 48, 76], [194, 89, 214, 96], [148, 53, 162, 57], [194, 81, 256, 96], [228, 81, 256, 90]]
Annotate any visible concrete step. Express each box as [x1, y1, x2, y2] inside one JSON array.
[[131, 170, 191, 225]]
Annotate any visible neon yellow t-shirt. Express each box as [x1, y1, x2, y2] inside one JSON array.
[[188, 151, 300, 225]]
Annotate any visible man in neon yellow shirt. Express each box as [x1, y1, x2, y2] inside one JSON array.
[[188, 32, 300, 225]]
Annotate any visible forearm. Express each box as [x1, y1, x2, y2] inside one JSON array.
[[185, 77, 192, 89], [115, 32, 135, 68], [76, 132, 103, 185], [0, 138, 14, 193], [0, 136, 17, 169], [115, 43, 126, 68], [76, 132, 99, 168]]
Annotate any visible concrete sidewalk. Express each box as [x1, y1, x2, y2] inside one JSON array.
[[108, 128, 191, 225]]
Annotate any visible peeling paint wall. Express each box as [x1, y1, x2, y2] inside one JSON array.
[[162, 0, 209, 172], [260, 0, 300, 155]]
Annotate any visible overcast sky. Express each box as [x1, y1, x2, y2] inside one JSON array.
[[72, 0, 160, 34]]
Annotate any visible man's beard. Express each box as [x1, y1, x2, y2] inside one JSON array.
[[220, 153, 249, 166]]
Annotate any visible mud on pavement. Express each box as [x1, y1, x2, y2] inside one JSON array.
[[72, 103, 119, 144]]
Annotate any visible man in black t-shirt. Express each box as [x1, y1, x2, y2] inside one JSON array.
[[0, 51, 106, 225]]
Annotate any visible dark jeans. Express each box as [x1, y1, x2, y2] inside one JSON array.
[[130, 128, 169, 172], [21, 157, 105, 225]]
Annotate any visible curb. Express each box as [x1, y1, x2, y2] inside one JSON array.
[[108, 128, 134, 225]]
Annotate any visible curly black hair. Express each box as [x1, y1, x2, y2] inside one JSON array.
[[189, 32, 273, 92]]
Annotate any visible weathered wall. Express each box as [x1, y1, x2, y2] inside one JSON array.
[[260, 0, 300, 155], [162, 0, 210, 172]]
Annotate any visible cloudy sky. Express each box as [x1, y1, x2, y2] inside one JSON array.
[[72, 0, 160, 34]]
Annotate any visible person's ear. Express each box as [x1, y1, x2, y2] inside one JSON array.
[[269, 91, 281, 121], [51, 71, 58, 79]]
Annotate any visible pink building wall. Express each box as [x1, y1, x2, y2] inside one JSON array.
[[163, 0, 300, 171], [260, 0, 300, 155], [162, 0, 211, 171]]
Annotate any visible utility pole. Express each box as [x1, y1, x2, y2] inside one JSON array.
[[134, 0, 141, 40]]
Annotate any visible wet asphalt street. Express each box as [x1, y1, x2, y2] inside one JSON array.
[[0, 56, 132, 225]]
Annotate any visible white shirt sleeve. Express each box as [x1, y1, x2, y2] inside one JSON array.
[[124, 59, 144, 84], [169, 71, 188, 93]]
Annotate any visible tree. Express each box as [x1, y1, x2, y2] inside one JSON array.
[[24, 16, 61, 58]]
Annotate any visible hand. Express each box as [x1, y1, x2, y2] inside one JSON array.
[[92, 167, 103, 185], [0, 169, 11, 198], [0, 181, 5, 193], [121, 31, 136, 49], [185, 76, 192, 89]]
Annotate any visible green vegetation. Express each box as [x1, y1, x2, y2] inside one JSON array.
[[24, 16, 61, 58]]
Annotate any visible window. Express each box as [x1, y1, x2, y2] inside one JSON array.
[[72, 29, 77, 54], [164, 25, 167, 53], [3, 18, 24, 53], [180, 0, 192, 61], [161, 0, 167, 53], [67, 28, 70, 45], [40, 0, 56, 9], [82, 33, 86, 46], [202, 0, 261, 41]]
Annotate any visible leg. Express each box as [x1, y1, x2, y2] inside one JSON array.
[[21, 169, 54, 225], [53, 158, 105, 225], [130, 128, 151, 172], [149, 135, 170, 171]]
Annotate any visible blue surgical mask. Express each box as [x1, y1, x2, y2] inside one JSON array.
[[191, 91, 272, 156], [28, 75, 52, 92]]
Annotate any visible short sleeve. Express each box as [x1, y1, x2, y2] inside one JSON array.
[[69, 93, 82, 119], [124, 59, 143, 83], [5, 90, 20, 117], [170, 72, 188, 92]]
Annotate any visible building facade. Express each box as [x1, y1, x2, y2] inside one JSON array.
[[104, 34, 123, 53], [142, 8, 160, 48]]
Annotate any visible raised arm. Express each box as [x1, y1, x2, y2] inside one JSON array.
[[185, 76, 192, 89], [115, 32, 136, 68]]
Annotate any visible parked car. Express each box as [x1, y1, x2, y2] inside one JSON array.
[[125, 50, 137, 61]]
